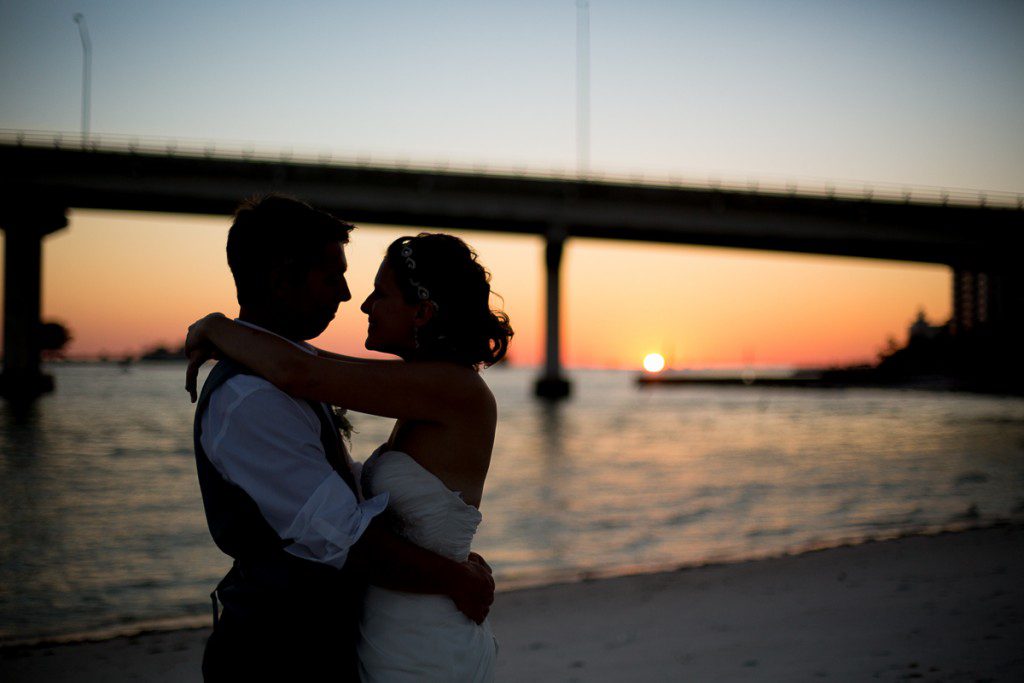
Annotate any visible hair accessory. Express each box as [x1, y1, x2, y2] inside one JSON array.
[[400, 245, 415, 267], [398, 243, 439, 310], [408, 280, 431, 301]]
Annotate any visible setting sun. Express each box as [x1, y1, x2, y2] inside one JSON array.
[[643, 353, 666, 373]]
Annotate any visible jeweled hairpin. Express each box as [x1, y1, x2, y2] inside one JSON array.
[[399, 243, 439, 309]]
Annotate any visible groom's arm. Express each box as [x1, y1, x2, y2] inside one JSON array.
[[201, 375, 492, 619], [348, 519, 494, 624], [201, 377, 386, 570]]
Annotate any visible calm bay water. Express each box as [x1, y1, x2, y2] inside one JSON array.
[[2, 363, 1023, 643]]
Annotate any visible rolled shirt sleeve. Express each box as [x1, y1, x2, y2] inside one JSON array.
[[201, 373, 387, 569], [282, 473, 388, 566]]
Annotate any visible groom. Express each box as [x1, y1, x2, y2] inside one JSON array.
[[192, 195, 494, 681]]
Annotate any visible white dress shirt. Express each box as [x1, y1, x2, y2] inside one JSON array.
[[200, 321, 388, 569]]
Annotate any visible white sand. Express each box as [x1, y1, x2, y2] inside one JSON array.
[[3, 525, 1022, 682]]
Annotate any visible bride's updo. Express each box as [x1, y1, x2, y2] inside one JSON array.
[[384, 233, 513, 368]]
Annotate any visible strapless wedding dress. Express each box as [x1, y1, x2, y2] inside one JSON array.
[[357, 446, 497, 682]]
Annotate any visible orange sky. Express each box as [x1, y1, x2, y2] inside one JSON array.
[[3, 208, 951, 369]]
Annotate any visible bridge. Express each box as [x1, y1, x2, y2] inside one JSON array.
[[2, 132, 1022, 400]]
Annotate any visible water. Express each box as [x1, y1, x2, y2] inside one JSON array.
[[2, 363, 1023, 643]]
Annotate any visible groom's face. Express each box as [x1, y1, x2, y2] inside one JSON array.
[[275, 240, 351, 340]]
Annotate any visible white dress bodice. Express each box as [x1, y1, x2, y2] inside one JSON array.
[[357, 446, 496, 682]]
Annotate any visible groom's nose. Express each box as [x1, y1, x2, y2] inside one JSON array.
[[338, 277, 352, 303]]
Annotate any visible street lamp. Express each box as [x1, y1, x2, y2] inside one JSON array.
[[73, 13, 91, 142], [576, 0, 590, 175]]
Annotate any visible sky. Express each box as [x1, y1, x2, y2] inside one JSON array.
[[1, 1, 1022, 368]]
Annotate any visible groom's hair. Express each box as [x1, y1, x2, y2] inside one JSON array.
[[227, 195, 354, 307]]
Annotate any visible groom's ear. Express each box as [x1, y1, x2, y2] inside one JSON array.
[[268, 260, 300, 296], [266, 265, 286, 300]]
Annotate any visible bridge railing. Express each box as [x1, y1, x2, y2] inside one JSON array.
[[3, 129, 1021, 210]]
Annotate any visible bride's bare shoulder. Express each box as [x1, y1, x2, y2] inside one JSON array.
[[435, 364, 496, 415]]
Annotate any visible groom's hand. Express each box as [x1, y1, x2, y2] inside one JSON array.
[[451, 553, 495, 624], [467, 552, 491, 574]]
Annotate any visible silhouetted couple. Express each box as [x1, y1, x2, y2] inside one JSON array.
[[187, 195, 512, 680]]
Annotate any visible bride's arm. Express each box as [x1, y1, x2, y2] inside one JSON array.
[[186, 314, 486, 422], [312, 347, 386, 363]]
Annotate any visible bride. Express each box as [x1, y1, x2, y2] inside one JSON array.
[[186, 233, 511, 681]]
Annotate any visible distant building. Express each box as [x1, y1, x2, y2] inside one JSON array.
[[908, 310, 945, 343]]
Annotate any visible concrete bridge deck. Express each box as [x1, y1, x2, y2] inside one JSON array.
[[2, 134, 1022, 265], [1, 133, 1022, 400]]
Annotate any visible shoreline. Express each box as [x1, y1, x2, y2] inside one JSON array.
[[1, 520, 1002, 649], [4, 523, 1022, 681]]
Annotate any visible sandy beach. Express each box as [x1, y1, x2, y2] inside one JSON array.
[[3, 524, 1021, 682]]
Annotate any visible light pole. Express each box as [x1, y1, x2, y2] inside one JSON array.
[[73, 13, 91, 142], [576, 0, 590, 175]]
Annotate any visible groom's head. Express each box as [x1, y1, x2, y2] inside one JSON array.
[[227, 195, 354, 341]]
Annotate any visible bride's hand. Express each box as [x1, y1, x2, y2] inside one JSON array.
[[185, 313, 227, 402]]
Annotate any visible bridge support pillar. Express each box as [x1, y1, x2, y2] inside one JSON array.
[[952, 265, 1024, 338], [534, 225, 571, 400], [1, 205, 67, 402], [950, 263, 1024, 391]]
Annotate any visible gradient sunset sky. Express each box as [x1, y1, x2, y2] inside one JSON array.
[[2, 1, 1022, 368]]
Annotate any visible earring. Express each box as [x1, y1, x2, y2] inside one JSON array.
[[413, 326, 420, 350]]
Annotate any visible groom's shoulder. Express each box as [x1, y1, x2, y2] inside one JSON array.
[[204, 372, 317, 427], [218, 372, 276, 396], [208, 372, 293, 406]]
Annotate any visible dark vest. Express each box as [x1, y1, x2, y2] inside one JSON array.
[[193, 359, 362, 633]]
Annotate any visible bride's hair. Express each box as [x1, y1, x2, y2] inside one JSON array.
[[384, 233, 513, 368]]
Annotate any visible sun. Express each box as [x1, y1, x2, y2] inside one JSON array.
[[643, 353, 666, 373]]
